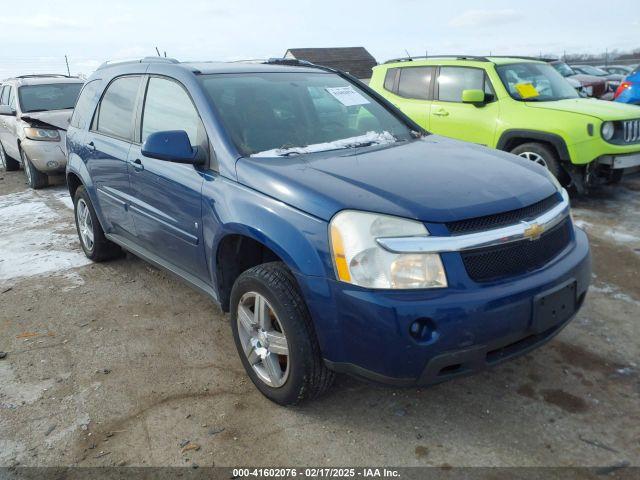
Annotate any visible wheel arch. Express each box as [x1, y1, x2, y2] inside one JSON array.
[[496, 129, 571, 163]]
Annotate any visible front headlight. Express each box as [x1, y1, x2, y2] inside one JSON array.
[[601, 121, 615, 141], [329, 211, 447, 289], [24, 127, 60, 141]]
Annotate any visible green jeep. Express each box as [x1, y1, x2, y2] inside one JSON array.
[[370, 56, 640, 192]]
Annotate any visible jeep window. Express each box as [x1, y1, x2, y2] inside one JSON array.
[[436, 67, 493, 102], [70, 80, 101, 129], [141, 77, 204, 145], [95, 76, 142, 141], [383, 68, 398, 92], [199, 72, 413, 156], [17, 83, 83, 113], [496, 63, 578, 102], [397, 67, 433, 100]]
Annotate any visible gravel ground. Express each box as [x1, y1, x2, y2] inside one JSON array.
[[0, 170, 639, 469]]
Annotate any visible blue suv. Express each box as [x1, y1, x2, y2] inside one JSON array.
[[66, 57, 591, 405], [614, 65, 640, 104]]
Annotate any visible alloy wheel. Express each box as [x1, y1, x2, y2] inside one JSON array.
[[76, 199, 95, 251], [518, 151, 548, 168], [237, 292, 290, 388]]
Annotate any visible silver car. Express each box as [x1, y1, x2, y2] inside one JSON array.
[[0, 75, 84, 188]]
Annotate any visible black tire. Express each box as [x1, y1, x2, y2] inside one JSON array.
[[230, 262, 334, 405], [20, 149, 48, 189], [510, 142, 566, 184], [0, 142, 20, 171], [73, 186, 122, 261], [606, 169, 623, 185]]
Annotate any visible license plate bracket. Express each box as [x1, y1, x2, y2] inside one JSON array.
[[532, 281, 577, 333]]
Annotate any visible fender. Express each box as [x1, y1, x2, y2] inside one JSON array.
[[202, 175, 332, 285], [496, 129, 571, 162]]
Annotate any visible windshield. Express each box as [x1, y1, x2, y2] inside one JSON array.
[[576, 65, 608, 76], [198, 72, 413, 157], [551, 62, 576, 77], [18, 83, 83, 113], [496, 63, 579, 102]]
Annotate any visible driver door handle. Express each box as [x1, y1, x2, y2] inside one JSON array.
[[130, 158, 144, 172], [433, 108, 450, 117]]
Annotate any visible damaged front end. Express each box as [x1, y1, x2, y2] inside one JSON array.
[[19, 113, 71, 173]]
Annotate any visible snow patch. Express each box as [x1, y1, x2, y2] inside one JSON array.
[[0, 189, 90, 283], [251, 131, 397, 157]]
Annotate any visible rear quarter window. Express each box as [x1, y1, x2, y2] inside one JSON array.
[[70, 80, 101, 129]]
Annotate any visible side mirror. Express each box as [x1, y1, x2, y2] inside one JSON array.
[[0, 105, 16, 116], [461, 89, 486, 106], [141, 130, 203, 164]]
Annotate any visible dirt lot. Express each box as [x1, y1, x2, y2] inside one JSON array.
[[0, 169, 639, 469]]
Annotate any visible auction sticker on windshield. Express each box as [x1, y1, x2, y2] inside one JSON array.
[[515, 83, 540, 99], [326, 86, 370, 106]]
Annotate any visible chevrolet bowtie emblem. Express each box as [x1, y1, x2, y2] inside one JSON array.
[[523, 222, 544, 240]]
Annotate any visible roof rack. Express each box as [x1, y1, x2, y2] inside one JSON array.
[[264, 57, 317, 67], [384, 55, 490, 64], [97, 56, 179, 71], [13, 74, 78, 79], [486, 55, 559, 62]]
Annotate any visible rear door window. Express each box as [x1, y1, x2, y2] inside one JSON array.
[[95, 76, 142, 141], [397, 67, 434, 100], [0, 86, 8, 105]]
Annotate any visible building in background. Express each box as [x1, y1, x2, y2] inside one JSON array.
[[284, 47, 377, 82]]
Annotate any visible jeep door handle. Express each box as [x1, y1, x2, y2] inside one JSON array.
[[130, 158, 144, 172], [433, 109, 449, 117]]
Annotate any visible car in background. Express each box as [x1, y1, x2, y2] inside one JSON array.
[[571, 65, 622, 96], [0, 75, 83, 188], [613, 65, 640, 105], [548, 60, 609, 99], [66, 56, 591, 405], [370, 56, 640, 192], [598, 65, 635, 77]]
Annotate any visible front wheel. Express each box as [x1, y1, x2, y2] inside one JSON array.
[[230, 262, 334, 405], [510, 142, 567, 184], [21, 149, 48, 189]]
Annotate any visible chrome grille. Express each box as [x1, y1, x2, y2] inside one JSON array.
[[623, 119, 640, 143]]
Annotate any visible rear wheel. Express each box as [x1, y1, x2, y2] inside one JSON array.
[[73, 186, 122, 261], [511, 142, 566, 183], [0, 142, 20, 171], [230, 262, 334, 405], [21, 149, 48, 189]]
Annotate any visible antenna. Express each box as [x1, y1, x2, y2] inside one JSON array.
[[64, 55, 71, 76], [404, 49, 412, 60], [155, 46, 161, 57]]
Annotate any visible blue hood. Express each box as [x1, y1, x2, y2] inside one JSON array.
[[235, 136, 557, 223]]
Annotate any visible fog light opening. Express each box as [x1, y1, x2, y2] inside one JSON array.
[[409, 317, 436, 342]]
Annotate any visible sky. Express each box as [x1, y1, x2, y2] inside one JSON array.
[[0, 0, 637, 78]]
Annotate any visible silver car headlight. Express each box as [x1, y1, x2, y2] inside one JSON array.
[[601, 121, 615, 141], [329, 210, 447, 289], [24, 127, 60, 142]]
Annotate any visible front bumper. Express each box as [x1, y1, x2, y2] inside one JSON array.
[[21, 137, 67, 173], [597, 152, 640, 170], [296, 226, 591, 385]]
